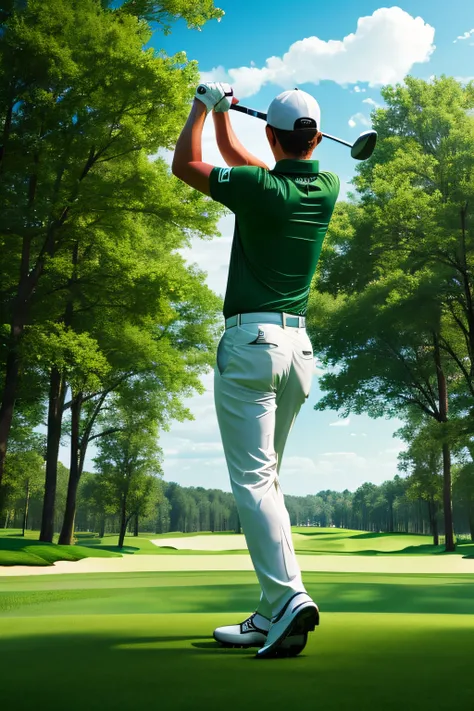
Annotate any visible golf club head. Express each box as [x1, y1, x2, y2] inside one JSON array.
[[351, 130, 377, 160]]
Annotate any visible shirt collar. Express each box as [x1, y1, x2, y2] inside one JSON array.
[[273, 159, 320, 174]]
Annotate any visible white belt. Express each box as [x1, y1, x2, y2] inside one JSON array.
[[225, 312, 306, 330]]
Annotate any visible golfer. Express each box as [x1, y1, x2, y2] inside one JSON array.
[[172, 83, 339, 658]]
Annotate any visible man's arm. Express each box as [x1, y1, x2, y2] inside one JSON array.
[[212, 111, 269, 169], [171, 99, 214, 195]]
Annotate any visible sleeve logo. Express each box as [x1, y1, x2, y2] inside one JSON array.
[[218, 168, 232, 183]]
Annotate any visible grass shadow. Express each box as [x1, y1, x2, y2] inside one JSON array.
[[1, 621, 474, 711], [79, 544, 139, 555]]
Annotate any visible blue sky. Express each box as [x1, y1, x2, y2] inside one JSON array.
[[66, 2, 474, 496], [154, 0, 474, 193]]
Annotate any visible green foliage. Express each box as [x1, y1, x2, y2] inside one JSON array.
[[117, 0, 224, 32], [0, 0, 223, 388], [0, 0, 224, 523], [309, 74, 474, 442], [307, 76, 474, 550]]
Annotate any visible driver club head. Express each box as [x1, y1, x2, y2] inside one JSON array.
[[351, 130, 378, 160]]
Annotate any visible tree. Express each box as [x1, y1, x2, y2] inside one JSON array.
[[56, 248, 221, 545], [308, 77, 474, 552], [2, 409, 45, 532], [453, 463, 474, 540], [0, 0, 223, 513], [93, 388, 164, 548], [79, 471, 117, 537], [397, 417, 443, 545]]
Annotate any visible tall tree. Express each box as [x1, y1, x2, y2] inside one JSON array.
[[397, 417, 443, 545], [0, 0, 222, 507], [93, 397, 163, 549], [308, 77, 474, 552]]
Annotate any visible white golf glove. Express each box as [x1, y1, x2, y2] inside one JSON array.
[[195, 82, 233, 113]]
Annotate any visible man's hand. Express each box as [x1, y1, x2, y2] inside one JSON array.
[[195, 82, 233, 113]]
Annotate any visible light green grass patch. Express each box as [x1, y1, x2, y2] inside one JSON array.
[[2, 570, 474, 616], [0, 531, 121, 567], [2, 529, 473, 567]]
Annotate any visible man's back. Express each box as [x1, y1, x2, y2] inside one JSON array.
[[210, 160, 340, 318]]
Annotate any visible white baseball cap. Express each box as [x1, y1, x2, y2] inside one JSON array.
[[267, 88, 321, 131]]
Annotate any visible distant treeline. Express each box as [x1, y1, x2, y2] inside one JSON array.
[[4, 467, 472, 543]]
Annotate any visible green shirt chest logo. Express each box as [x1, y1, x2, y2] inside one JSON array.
[[294, 176, 316, 185]]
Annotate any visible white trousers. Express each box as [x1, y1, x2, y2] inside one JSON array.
[[214, 318, 314, 618]]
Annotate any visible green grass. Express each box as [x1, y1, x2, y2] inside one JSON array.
[[76, 529, 474, 558], [1, 570, 474, 710], [2, 528, 473, 567], [0, 530, 121, 567], [2, 570, 474, 615]]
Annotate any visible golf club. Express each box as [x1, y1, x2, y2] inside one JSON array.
[[229, 103, 377, 160]]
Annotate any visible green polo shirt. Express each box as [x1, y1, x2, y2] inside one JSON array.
[[209, 159, 339, 319]]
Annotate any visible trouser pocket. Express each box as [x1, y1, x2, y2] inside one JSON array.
[[216, 325, 280, 378], [216, 333, 235, 376]]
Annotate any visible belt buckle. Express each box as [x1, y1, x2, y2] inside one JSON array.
[[283, 312, 291, 329]]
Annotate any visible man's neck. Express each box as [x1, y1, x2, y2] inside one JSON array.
[[277, 152, 315, 161]]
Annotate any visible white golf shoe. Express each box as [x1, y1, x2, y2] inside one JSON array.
[[213, 611, 307, 655], [213, 612, 270, 648], [256, 592, 319, 659]]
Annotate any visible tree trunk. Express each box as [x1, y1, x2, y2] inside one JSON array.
[[433, 332, 455, 553], [432, 514, 439, 547], [388, 502, 394, 533], [22, 478, 30, 536], [0, 100, 14, 172], [40, 367, 66, 542], [0, 348, 21, 508], [468, 505, 474, 542], [118, 496, 128, 548], [59, 394, 82, 545], [0, 228, 39, 504], [428, 499, 439, 546], [133, 514, 139, 537], [4, 510, 10, 528], [99, 515, 106, 538], [442, 441, 455, 552]]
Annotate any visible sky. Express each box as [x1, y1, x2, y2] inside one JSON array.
[[62, 1, 474, 496]]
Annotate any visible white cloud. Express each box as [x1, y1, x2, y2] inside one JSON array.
[[455, 76, 474, 84], [201, 8, 435, 98], [454, 28, 474, 43], [353, 86, 366, 93], [199, 65, 230, 84], [362, 98, 381, 108], [329, 416, 351, 427], [320, 451, 368, 470], [283, 456, 319, 475], [348, 113, 371, 128], [164, 438, 223, 457], [383, 445, 408, 454], [179, 232, 232, 296]]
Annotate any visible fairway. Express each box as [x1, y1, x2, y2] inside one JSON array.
[[1, 570, 474, 711], [1, 532, 473, 711]]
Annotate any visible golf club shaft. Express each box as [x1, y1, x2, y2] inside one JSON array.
[[230, 103, 352, 149]]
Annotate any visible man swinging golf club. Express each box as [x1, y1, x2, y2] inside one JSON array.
[[172, 82, 340, 658]]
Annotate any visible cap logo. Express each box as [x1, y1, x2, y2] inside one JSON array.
[[294, 117, 317, 130]]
